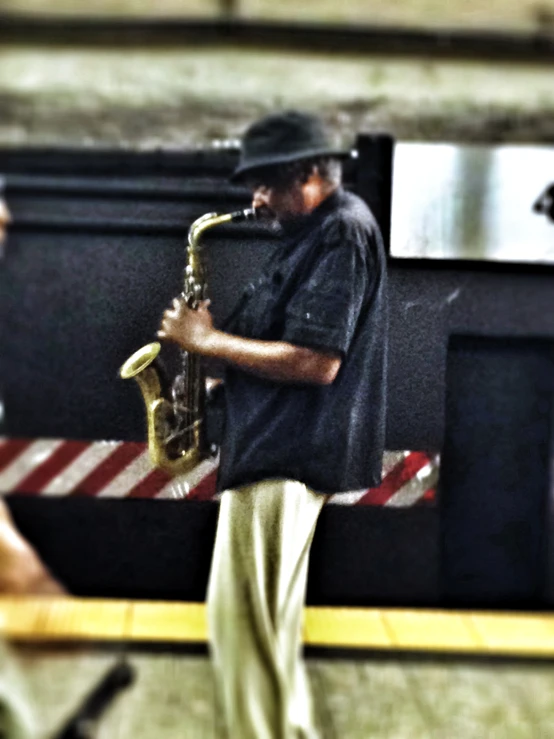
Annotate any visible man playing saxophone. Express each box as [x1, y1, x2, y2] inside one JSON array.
[[158, 110, 388, 739]]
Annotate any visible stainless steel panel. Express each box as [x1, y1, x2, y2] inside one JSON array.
[[391, 143, 554, 264]]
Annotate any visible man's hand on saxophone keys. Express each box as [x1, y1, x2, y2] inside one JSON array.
[[157, 296, 215, 354]]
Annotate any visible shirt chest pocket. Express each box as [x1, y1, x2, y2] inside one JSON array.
[[236, 269, 285, 340]]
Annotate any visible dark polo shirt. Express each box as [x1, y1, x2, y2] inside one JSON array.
[[217, 187, 388, 495]]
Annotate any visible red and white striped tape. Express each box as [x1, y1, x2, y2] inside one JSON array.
[[0, 438, 438, 506]]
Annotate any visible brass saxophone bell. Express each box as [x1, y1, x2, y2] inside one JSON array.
[[119, 342, 161, 380]]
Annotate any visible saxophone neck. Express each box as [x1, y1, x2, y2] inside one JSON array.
[[230, 207, 258, 222], [187, 208, 258, 249]]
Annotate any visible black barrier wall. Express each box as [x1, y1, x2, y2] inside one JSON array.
[[5, 497, 439, 605]]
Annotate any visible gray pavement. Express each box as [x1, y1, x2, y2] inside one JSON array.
[[11, 646, 554, 738]]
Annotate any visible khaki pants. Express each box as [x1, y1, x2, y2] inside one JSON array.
[[207, 479, 326, 739]]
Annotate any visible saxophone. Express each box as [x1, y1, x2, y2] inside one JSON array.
[[119, 207, 257, 476]]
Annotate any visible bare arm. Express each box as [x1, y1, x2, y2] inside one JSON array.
[[201, 331, 340, 385], [158, 297, 341, 386]]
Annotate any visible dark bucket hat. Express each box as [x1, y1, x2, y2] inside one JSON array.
[[231, 110, 349, 183]]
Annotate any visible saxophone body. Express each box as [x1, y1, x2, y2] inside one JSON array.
[[119, 207, 256, 476]]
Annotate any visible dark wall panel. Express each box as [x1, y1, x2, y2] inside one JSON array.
[[2, 229, 276, 441], [386, 266, 554, 450], [440, 335, 554, 606]]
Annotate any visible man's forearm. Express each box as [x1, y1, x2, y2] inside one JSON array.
[[157, 296, 341, 384], [201, 330, 340, 385]]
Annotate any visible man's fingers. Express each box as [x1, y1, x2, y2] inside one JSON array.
[[163, 301, 186, 320], [159, 315, 175, 334], [195, 299, 212, 314], [173, 296, 191, 312]]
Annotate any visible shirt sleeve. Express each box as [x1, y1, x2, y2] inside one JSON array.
[[282, 238, 368, 357]]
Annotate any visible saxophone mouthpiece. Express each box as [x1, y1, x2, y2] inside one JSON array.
[[230, 207, 258, 223]]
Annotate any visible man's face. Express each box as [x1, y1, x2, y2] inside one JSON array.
[[0, 197, 11, 246], [246, 171, 311, 226]]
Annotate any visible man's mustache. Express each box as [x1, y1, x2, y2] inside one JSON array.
[[255, 205, 282, 233], [256, 205, 276, 221]]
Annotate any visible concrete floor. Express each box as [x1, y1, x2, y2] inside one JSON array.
[[6, 645, 554, 738]]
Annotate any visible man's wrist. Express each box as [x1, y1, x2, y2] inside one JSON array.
[[202, 329, 228, 359]]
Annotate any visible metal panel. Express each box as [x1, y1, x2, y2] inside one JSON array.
[[391, 143, 554, 265]]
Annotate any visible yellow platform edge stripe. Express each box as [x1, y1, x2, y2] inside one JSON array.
[[1, 597, 554, 658]]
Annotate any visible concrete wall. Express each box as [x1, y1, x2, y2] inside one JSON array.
[[2, 0, 554, 33], [1, 45, 553, 149]]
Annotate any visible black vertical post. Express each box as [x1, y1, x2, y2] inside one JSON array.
[[542, 410, 554, 604], [354, 133, 394, 251], [0, 174, 7, 435]]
